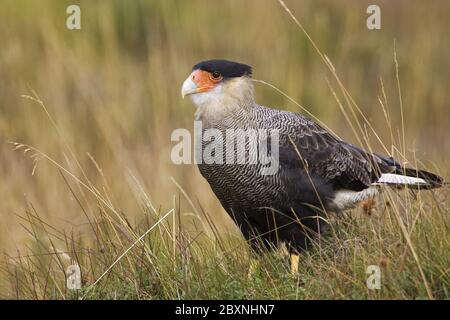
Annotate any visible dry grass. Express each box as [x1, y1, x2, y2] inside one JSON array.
[[0, 0, 449, 299]]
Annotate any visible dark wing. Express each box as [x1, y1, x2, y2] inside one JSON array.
[[272, 111, 393, 191]]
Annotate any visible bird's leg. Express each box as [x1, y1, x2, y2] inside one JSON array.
[[290, 253, 299, 275], [247, 257, 259, 279]]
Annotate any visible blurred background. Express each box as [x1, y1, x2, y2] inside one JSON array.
[[0, 0, 449, 255]]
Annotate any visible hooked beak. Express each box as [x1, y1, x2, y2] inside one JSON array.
[[181, 70, 217, 99], [181, 76, 199, 99]]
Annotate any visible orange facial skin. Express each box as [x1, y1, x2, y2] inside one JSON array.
[[190, 69, 223, 93]]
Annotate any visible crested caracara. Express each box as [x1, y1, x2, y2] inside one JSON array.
[[181, 59, 444, 273]]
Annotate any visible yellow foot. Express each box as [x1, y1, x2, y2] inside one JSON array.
[[247, 258, 259, 278], [290, 253, 299, 275]]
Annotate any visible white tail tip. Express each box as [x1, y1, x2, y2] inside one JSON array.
[[374, 173, 427, 186]]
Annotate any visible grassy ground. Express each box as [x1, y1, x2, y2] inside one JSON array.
[[3, 183, 449, 299], [0, 0, 449, 299]]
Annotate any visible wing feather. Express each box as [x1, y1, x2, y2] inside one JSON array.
[[270, 110, 391, 191]]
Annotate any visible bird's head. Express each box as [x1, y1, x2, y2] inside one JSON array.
[[181, 59, 254, 109]]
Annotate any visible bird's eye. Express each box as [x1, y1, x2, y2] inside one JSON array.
[[210, 71, 222, 80]]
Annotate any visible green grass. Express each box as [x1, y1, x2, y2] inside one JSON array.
[[2, 184, 449, 299], [0, 0, 449, 299]]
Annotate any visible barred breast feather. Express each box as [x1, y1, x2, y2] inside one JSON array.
[[196, 103, 443, 251]]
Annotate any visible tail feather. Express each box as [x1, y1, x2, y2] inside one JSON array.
[[374, 156, 444, 189], [393, 167, 444, 189]]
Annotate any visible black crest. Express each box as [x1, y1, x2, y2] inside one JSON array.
[[193, 59, 252, 78]]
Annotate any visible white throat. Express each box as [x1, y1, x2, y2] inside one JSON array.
[[190, 77, 255, 121]]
